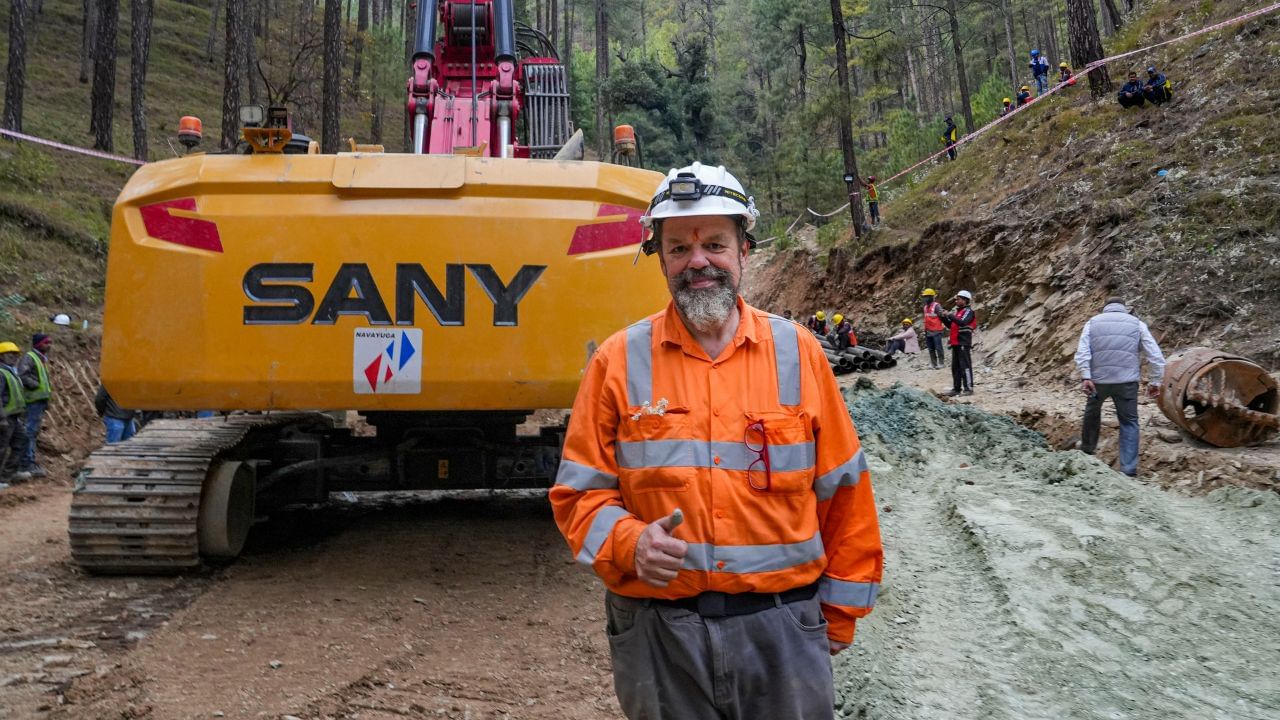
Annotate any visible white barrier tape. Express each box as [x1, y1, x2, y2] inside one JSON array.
[[0, 127, 147, 166]]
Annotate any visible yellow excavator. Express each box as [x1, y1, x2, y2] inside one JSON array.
[[69, 0, 668, 573]]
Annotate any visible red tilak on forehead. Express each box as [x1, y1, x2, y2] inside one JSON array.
[[692, 228, 700, 242]]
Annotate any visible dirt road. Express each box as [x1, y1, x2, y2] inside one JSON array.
[[3, 361, 1278, 719], [2, 491, 620, 719]]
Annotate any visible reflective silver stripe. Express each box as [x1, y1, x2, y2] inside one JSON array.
[[813, 450, 869, 501], [616, 439, 815, 472], [555, 459, 619, 491], [575, 505, 630, 565], [625, 320, 653, 407], [819, 576, 880, 609], [682, 532, 825, 574], [768, 316, 802, 406]]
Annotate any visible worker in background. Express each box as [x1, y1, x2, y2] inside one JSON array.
[[940, 290, 976, 396], [1074, 297, 1165, 478], [1016, 85, 1033, 106], [860, 176, 880, 225], [1059, 61, 1077, 87], [1118, 71, 1146, 108], [807, 310, 829, 336], [921, 288, 947, 370], [783, 310, 794, 321], [17, 334, 53, 477], [829, 313, 857, 352], [1000, 97, 1014, 117], [1029, 49, 1051, 94], [1143, 66, 1172, 105], [940, 116, 958, 161], [0, 342, 32, 484], [94, 385, 138, 444], [884, 318, 919, 357], [550, 162, 882, 720]]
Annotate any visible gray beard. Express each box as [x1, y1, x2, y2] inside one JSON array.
[[672, 266, 740, 333]]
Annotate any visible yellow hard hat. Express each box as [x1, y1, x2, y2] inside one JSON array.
[[816, 311, 825, 320], [902, 318, 913, 325], [1060, 62, 1069, 68], [833, 314, 844, 324], [1021, 85, 1030, 91], [0, 341, 20, 354], [1003, 97, 1011, 104], [922, 288, 937, 296]]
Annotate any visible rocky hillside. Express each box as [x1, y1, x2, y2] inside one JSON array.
[[749, 0, 1280, 374]]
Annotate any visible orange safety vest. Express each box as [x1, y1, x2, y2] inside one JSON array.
[[866, 183, 878, 202], [550, 299, 883, 643], [923, 301, 944, 332]]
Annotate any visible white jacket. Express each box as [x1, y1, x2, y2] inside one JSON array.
[[1074, 303, 1165, 384]]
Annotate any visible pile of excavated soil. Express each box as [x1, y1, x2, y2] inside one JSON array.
[[836, 383, 1280, 719]]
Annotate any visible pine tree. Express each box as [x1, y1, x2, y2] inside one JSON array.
[[1066, 0, 1111, 97], [322, 0, 342, 152], [129, 0, 154, 161], [3, 0, 28, 132], [89, 0, 118, 150]]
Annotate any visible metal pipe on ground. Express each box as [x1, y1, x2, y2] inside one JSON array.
[[1156, 347, 1279, 447]]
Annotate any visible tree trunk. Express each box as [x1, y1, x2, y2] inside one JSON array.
[[946, 0, 974, 134], [828, 0, 866, 239], [548, 0, 556, 47], [593, 0, 608, 158], [900, 3, 921, 113], [89, 0, 118, 149], [322, 0, 341, 152], [220, 0, 243, 149], [1000, 0, 1018, 89], [1102, 0, 1124, 32], [353, 0, 368, 88], [79, 0, 96, 82], [3, 0, 27, 132], [245, 7, 260, 105], [1066, 0, 1110, 97], [129, 0, 153, 160], [206, 0, 223, 61]]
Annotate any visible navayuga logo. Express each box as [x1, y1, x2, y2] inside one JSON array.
[[353, 328, 422, 394]]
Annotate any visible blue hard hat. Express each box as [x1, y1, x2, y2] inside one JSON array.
[[1031, 49, 1040, 56], [1146, 66, 1157, 73]]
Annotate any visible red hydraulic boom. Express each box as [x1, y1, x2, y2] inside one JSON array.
[[406, 0, 571, 158]]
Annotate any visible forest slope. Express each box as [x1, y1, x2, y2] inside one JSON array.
[[749, 0, 1280, 373]]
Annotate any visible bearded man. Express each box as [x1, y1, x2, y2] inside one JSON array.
[[549, 163, 883, 720]]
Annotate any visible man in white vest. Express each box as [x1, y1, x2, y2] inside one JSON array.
[[1074, 297, 1166, 477]]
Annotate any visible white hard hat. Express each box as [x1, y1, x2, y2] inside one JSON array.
[[52, 313, 71, 326], [639, 162, 759, 255], [955, 290, 973, 301]]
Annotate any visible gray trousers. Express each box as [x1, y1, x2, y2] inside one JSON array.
[[605, 591, 835, 720]]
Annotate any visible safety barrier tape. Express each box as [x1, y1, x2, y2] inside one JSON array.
[[0, 127, 147, 166], [769, 0, 1280, 240]]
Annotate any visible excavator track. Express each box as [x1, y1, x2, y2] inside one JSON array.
[[69, 414, 315, 574]]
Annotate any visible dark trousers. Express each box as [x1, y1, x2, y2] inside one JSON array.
[[867, 201, 880, 224], [0, 411, 28, 475], [1080, 382, 1140, 476], [950, 344, 973, 392], [1118, 93, 1145, 108], [885, 339, 905, 355], [605, 591, 834, 720], [1143, 86, 1170, 105], [925, 331, 946, 366], [946, 143, 957, 161]]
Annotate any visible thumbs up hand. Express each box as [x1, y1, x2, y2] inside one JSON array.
[[635, 509, 689, 587]]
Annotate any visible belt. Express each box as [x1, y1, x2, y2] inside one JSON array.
[[651, 582, 819, 619]]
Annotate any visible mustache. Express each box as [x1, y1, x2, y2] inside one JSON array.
[[673, 265, 732, 290]]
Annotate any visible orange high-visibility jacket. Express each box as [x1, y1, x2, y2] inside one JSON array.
[[550, 299, 883, 643]]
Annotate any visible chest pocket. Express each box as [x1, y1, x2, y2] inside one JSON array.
[[617, 408, 693, 493], [744, 410, 815, 495]]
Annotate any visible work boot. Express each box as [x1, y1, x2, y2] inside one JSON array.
[[943, 389, 961, 397], [961, 389, 974, 396], [25, 464, 47, 478], [4, 470, 32, 484]]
